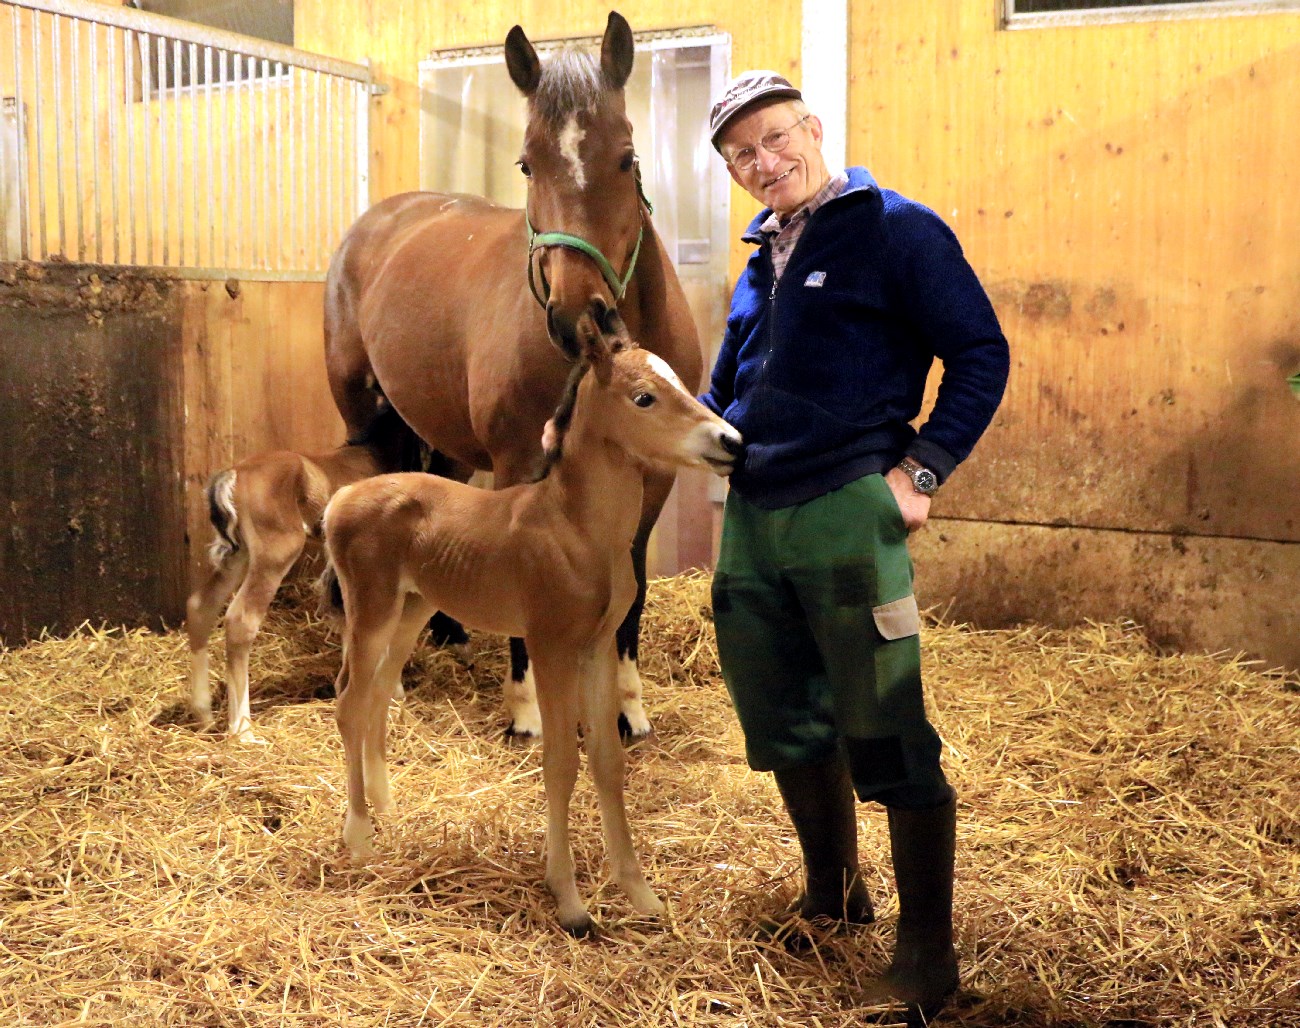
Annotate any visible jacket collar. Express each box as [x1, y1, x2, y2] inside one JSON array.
[[741, 166, 879, 244]]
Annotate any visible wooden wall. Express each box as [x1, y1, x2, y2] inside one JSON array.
[[849, 3, 1300, 669]]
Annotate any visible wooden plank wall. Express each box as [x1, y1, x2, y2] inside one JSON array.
[[849, 3, 1300, 669]]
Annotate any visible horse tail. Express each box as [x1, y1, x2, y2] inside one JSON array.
[[205, 468, 241, 566]]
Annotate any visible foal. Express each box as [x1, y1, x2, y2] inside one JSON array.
[[323, 337, 743, 935], [186, 423, 410, 742]]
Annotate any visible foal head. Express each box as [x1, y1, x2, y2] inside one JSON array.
[[505, 12, 644, 361], [541, 339, 743, 479]]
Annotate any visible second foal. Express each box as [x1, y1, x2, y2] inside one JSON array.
[[323, 337, 743, 935]]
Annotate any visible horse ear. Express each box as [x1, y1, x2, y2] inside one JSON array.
[[600, 12, 634, 89], [505, 25, 541, 96]]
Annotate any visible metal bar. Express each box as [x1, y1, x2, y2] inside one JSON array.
[[274, 61, 283, 270], [288, 65, 295, 266], [70, 16, 84, 261], [174, 36, 183, 265], [32, 10, 46, 260], [261, 57, 270, 270], [190, 41, 198, 266], [205, 45, 214, 266], [126, 28, 135, 265], [9, 0, 373, 82], [245, 53, 254, 270], [143, 34, 153, 264], [12, 3, 30, 259], [158, 33, 167, 265], [89, 24, 102, 262], [219, 48, 228, 268], [312, 71, 321, 268], [233, 52, 242, 268], [107, 26, 119, 264], [52, 13, 66, 257], [324, 72, 333, 262]]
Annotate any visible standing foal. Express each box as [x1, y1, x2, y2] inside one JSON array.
[[186, 425, 409, 742], [323, 337, 742, 935]]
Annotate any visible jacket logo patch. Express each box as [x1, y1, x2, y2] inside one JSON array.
[[804, 271, 827, 288]]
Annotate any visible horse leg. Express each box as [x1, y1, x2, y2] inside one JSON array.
[[614, 468, 677, 740], [582, 635, 664, 916], [222, 540, 301, 743], [363, 595, 434, 814], [335, 599, 400, 862], [529, 644, 589, 935], [185, 550, 248, 729], [504, 638, 543, 741]]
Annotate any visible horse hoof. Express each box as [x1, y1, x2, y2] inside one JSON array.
[[503, 724, 541, 746], [561, 914, 596, 939], [618, 714, 654, 746]]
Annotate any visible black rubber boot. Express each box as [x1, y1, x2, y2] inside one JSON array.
[[864, 793, 959, 1025], [767, 755, 874, 933]]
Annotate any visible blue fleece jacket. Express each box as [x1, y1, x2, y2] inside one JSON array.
[[701, 167, 1009, 509]]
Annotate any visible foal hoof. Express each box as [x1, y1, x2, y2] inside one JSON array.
[[560, 914, 596, 939]]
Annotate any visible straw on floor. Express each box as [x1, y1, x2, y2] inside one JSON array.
[[0, 573, 1295, 1027]]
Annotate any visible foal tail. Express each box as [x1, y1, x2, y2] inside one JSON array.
[[204, 468, 241, 566]]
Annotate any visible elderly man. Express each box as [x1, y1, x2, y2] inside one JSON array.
[[701, 71, 1009, 1022]]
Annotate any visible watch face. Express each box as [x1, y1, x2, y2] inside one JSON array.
[[914, 468, 938, 494]]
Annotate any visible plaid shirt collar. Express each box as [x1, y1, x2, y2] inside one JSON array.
[[754, 170, 849, 239]]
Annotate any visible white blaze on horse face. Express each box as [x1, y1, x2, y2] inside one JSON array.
[[645, 352, 690, 396], [559, 116, 587, 190]]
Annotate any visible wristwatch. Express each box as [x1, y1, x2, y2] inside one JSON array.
[[897, 456, 939, 496]]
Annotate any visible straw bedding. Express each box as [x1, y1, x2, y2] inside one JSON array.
[[0, 573, 1295, 1027]]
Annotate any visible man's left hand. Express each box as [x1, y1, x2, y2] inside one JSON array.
[[884, 467, 932, 533]]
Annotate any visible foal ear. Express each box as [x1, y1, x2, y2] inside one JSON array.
[[600, 12, 635, 89], [505, 25, 541, 96]]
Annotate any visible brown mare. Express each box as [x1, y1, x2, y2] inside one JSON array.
[[324, 337, 741, 934], [185, 421, 411, 742], [323, 12, 702, 741]]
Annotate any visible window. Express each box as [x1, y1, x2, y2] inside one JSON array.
[[1005, 0, 1300, 26], [127, 0, 293, 88]]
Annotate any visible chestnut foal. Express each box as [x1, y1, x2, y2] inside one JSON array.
[[323, 338, 742, 935], [186, 426, 408, 742]]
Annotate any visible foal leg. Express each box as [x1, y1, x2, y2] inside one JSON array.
[[335, 609, 398, 861], [530, 647, 589, 935], [582, 637, 664, 917], [185, 550, 248, 729], [363, 596, 434, 814], [221, 538, 302, 743]]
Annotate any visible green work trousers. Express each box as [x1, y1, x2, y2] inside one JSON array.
[[711, 474, 950, 809]]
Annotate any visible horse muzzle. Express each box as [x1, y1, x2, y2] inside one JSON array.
[[545, 297, 627, 363]]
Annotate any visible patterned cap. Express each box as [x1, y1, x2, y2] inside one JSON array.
[[708, 70, 802, 149]]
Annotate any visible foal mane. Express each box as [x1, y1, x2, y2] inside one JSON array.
[[530, 48, 611, 126], [530, 356, 592, 483]]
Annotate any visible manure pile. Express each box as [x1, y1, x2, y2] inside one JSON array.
[[0, 574, 1295, 1027]]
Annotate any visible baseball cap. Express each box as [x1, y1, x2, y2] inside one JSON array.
[[708, 70, 803, 149]]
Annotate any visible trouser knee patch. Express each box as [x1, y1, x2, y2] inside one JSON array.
[[843, 735, 908, 792]]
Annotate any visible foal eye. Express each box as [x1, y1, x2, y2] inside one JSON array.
[[633, 392, 656, 408], [516, 159, 532, 178]]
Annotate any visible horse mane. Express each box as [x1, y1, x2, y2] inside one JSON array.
[[531, 48, 609, 126], [529, 357, 592, 483]]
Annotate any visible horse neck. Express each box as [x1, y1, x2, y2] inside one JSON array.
[[542, 382, 645, 547]]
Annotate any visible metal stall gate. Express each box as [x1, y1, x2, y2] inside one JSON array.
[[0, 0, 375, 642]]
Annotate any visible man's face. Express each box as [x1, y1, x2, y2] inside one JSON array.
[[719, 101, 827, 216]]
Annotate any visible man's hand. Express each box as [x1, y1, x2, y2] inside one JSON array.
[[884, 467, 932, 533]]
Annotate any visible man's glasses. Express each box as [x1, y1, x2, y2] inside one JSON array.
[[725, 114, 812, 173]]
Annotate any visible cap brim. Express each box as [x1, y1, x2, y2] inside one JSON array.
[[710, 86, 803, 148]]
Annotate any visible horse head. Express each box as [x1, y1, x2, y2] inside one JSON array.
[[506, 12, 644, 362]]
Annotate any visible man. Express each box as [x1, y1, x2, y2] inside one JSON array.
[[702, 71, 1009, 1023]]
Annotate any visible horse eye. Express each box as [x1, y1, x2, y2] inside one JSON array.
[[633, 392, 656, 408], [516, 159, 532, 178], [620, 153, 636, 173]]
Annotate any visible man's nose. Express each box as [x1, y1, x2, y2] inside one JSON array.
[[756, 145, 783, 176]]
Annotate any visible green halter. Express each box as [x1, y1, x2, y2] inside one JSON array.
[[525, 164, 654, 309]]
